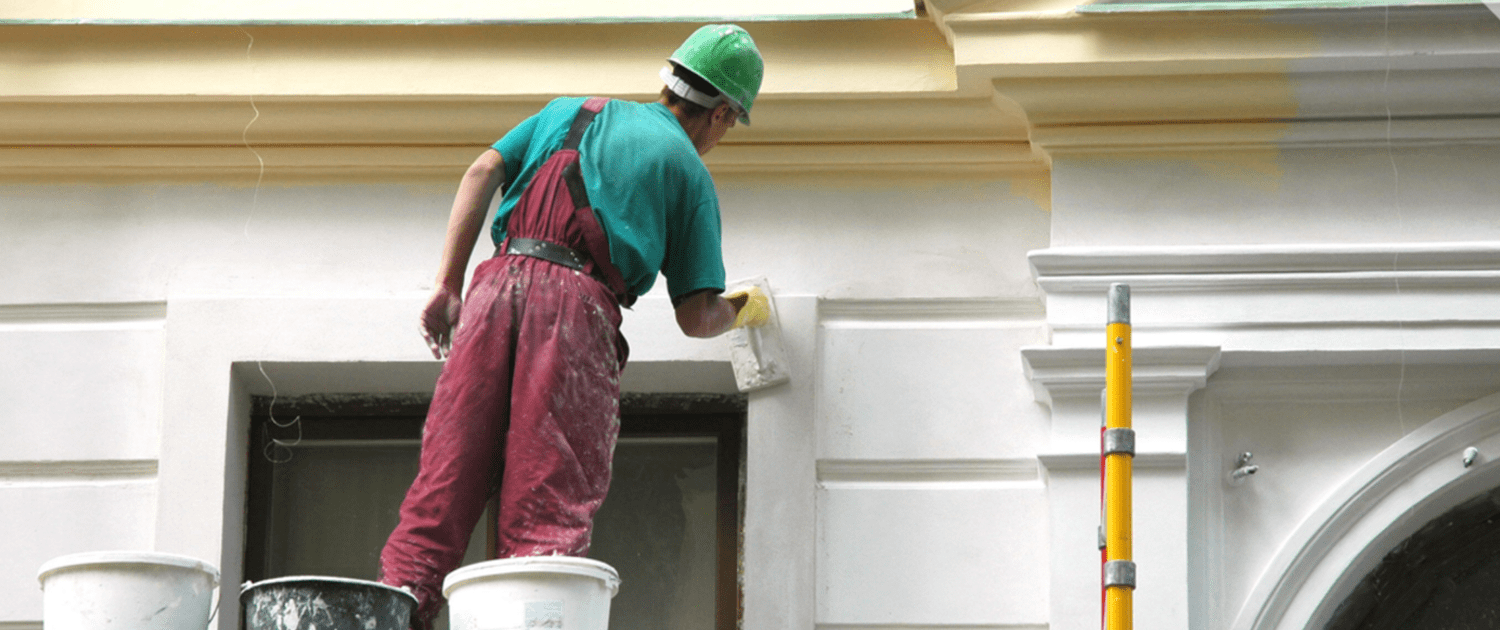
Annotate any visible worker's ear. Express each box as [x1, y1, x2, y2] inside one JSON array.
[[714, 102, 736, 124]]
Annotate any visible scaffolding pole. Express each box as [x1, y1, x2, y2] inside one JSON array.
[[1102, 283, 1134, 630]]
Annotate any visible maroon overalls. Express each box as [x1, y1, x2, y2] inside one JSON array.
[[380, 98, 630, 628]]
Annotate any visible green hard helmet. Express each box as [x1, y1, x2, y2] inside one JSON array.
[[663, 24, 764, 125]]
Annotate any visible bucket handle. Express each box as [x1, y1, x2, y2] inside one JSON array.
[[205, 583, 221, 630]]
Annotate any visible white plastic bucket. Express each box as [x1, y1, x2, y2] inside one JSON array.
[[443, 557, 620, 630], [37, 551, 220, 630]]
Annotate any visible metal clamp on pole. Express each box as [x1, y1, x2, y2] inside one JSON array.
[[1103, 428, 1135, 457], [1104, 560, 1137, 590]]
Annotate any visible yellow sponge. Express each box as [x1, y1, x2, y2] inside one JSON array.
[[727, 286, 770, 328]]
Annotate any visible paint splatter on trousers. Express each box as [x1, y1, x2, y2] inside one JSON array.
[[379, 254, 626, 628]]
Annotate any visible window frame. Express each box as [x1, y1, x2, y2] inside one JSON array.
[[243, 392, 745, 630]]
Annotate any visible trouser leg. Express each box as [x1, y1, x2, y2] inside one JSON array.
[[380, 258, 517, 628], [495, 262, 624, 557]]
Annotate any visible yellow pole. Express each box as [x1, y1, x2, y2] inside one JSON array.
[[1104, 283, 1134, 630]]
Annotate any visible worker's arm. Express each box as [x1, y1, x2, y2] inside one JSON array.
[[674, 287, 769, 338], [421, 148, 506, 358]]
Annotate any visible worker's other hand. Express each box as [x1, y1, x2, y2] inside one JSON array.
[[725, 286, 770, 328], [420, 285, 463, 359]]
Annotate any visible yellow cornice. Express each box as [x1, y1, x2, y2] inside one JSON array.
[[0, 20, 1049, 179], [0, 96, 1027, 146], [9, 5, 1499, 179], [938, 3, 1500, 154], [0, 141, 1041, 183], [0, 93, 1035, 180], [0, 21, 955, 98], [4, 0, 916, 22]]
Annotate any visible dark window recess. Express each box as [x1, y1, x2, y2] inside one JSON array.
[[1325, 484, 1500, 630], [245, 392, 745, 630]]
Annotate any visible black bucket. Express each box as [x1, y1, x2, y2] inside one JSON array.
[[241, 576, 416, 630]]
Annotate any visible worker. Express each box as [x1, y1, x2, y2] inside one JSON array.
[[378, 24, 770, 629]]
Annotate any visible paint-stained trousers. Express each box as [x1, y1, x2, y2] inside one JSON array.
[[378, 252, 626, 628]]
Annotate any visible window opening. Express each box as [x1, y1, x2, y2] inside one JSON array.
[[1325, 484, 1500, 630], [245, 392, 745, 630]]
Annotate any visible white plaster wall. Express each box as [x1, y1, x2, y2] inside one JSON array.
[[816, 323, 1047, 461], [0, 327, 162, 461], [815, 314, 1051, 628], [1049, 144, 1500, 248], [818, 481, 1050, 625], [0, 182, 445, 303], [716, 173, 1048, 300], [0, 168, 1053, 628], [1039, 128, 1500, 630], [1198, 363, 1500, 630], [0, 479, 157, 620]]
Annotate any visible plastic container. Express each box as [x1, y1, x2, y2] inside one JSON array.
[[240, 576, 416, 630], [37, 551, 220, 630], [443, 557, 621, 630]]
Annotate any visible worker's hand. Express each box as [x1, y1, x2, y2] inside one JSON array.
[[725, 286, 770, 329], [420, 285, 464, 359]]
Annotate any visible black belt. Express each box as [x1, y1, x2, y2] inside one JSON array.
[[505, 237, 586, 271], [502, 237, 638, 308]]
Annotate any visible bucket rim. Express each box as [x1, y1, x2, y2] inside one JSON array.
[[37, 551, 220, 586], [442, 557, 620, 598], [239, 575, 417, 603]]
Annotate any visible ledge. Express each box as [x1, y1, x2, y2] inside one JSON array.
[[0, 21, 955, 99], [1020, 345, 1223, 405], [0, 141, 1041, 181], [941, 3, 1500, 151], [1030, 242, 1500, 278], [1, 0, 917, 23]]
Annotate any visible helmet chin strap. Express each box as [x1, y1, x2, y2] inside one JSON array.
[[660, 66, 724, 110]]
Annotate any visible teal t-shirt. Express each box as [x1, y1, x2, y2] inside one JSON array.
[[491, 97, 726, 301]]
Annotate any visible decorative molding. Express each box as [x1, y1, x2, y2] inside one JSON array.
[[0, 20, 1037, 178], [1030, 243, 1500, 295], [1076, 0, 1475, 13], [0, 460, 158, 485], [1028, 244, 1500, 347], [944, 4, 1500, 151], [1038, 451, 1187, 471], [1027, 116, 1500, 153], [817, 625, 1048, 630], [0, 6, 917, 23], [1020, 345, 1223, 405], [817, 458, 1041, 486], [0, 301, 167, 329], [0, 141, 1038, 181], [1217, 348, 1500, 370], [0, 97, 1025, 147], [1040, 270, 1500, 295], [0, 21, 956, 99], [943, 4, 1500, 78], [706, 141, 1040, 175], [1031, 242, 1500, 277], [819, 298, 1047, 327]]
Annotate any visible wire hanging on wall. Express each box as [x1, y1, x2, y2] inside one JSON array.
[[238, 26, 266, 240], [1383, 5, 1409, 437], [257, 361, 302, 464], [234, 26, 297, 463]]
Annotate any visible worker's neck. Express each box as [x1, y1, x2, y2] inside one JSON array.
[[662, 97, 698, 131], [662, 98, 717, 156]]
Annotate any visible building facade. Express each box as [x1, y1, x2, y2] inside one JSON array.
[[5, 1, 1500, 628]]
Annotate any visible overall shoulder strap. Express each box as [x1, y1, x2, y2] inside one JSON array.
[[563, 97, 610, 151]]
